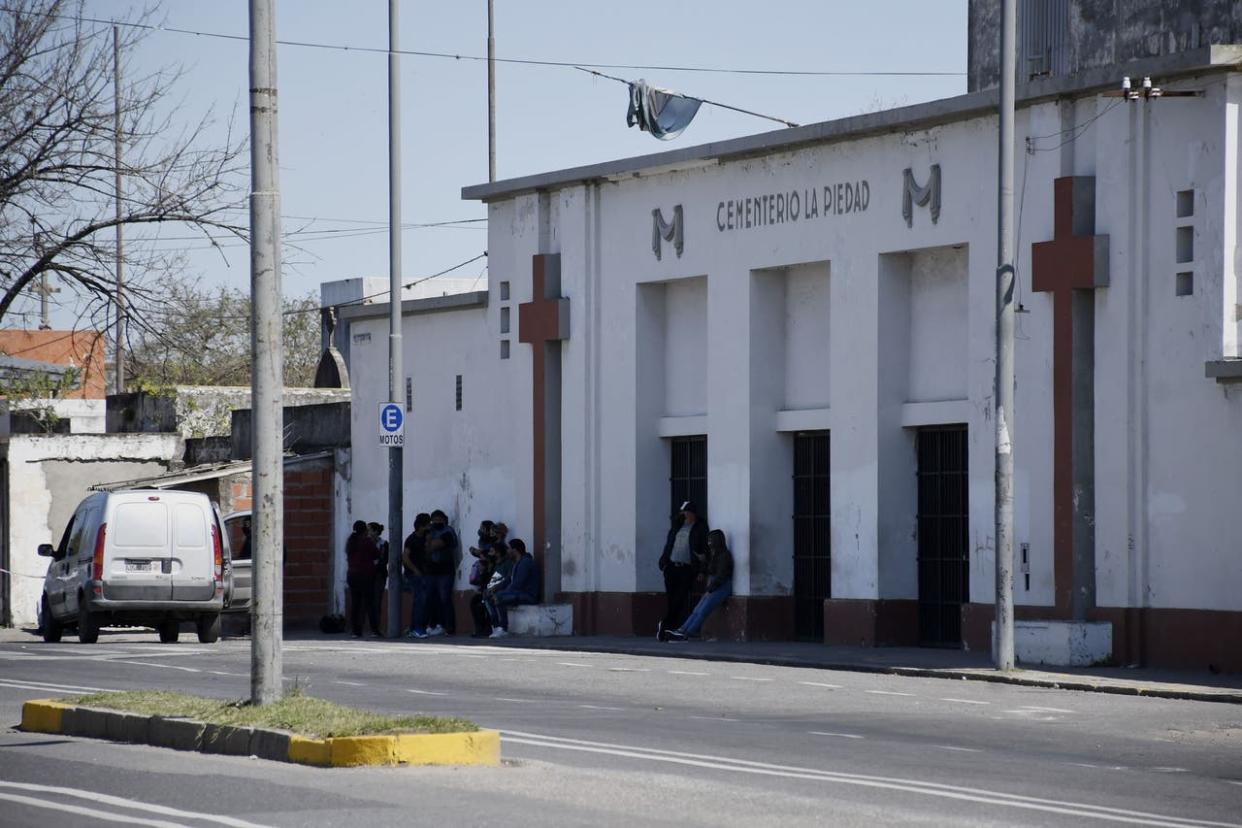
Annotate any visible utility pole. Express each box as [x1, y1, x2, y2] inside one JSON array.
[[249, 0, 285, 703], [113, 24, 125, 394], [386, 0, 405, 638], [487, 0, 496, 181], [993, 0, 1017, 671]]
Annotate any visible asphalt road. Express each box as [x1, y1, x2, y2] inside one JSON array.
[[1, 631, 1240, 827]]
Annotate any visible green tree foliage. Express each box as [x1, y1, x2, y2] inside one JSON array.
[[126, 275, 321, 388]]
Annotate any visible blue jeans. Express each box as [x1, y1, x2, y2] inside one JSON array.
[[406, 575, 428, 633], [488, 590, 536, 630], [678, 583, 732, 637], [428, 574, 456, 634]]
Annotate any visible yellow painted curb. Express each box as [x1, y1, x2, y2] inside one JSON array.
[[287, 735, 332, 767], [393, 730, 500, 766], [21, 699, 68, 734], [287, 729, 500, 767]]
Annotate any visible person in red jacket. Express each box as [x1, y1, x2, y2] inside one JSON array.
[[346, 519, 382, 637]]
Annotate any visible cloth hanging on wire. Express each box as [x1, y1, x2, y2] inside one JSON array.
[[626, 79, 702, 140]]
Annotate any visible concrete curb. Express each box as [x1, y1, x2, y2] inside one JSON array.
[[548, 645, 1242, 705], [20, 700, 500, 767]]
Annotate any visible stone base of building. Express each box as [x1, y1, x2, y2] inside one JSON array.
[[963, 604, 1242, 673], [821, 599, 919, 647], [559, 591, 794, 641], [992, 619, 1112, 667]]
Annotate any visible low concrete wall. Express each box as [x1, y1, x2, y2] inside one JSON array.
[[1, 433, 181, 627]]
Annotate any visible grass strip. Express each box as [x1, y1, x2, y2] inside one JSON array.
[[71, 689, 478, 739]]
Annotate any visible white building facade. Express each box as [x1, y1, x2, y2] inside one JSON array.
[[343, 46, 1242, 670]]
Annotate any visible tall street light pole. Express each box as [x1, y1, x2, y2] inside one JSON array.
[[487, 0, 496, 182], [386, 0, 405, 638], [994, 0, 1017, 671], [113, 24, 125, 393], [249, 0, 285, 702]]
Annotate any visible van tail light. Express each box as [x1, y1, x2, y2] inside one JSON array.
[[92, 523, 107, 580], [212, 523, 223, 582]]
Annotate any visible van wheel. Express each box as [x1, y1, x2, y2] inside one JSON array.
[[196, 614, 221, 644], [41, 596, 63, 643], [158, 621, 181, 643], [77, 603, 100, 644]]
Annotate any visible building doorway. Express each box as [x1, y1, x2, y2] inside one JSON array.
[[669, 436, 707, 521], [916, 426, 968, 647], [793, 431, 830, 641]]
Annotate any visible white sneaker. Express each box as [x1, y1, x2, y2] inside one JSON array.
[[427, 625, 445, 637], [489, 628, 508, 639]]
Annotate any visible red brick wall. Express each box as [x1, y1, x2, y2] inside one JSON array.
[[282, 460, 333, 625]]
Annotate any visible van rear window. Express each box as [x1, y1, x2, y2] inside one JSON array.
[[175, 504, 207, 548], [113, 502, 168, 548]]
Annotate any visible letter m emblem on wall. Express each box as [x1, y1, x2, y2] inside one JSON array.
[[652, 205, 684, 261], [902, 164, 941, 227]]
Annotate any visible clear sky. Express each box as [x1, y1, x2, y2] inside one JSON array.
[[27, 0, 967, 328]]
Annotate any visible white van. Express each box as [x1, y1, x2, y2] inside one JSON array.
[[38, 490, 229, 644]]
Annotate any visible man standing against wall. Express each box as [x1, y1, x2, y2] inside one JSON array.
[[657, 500, 707, 638]]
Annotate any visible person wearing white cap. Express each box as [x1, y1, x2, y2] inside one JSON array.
[[656, 500, 708, 639]]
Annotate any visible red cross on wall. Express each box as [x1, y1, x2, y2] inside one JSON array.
[[518, 254, 569, 598], [1030, 176, 1109, 618]]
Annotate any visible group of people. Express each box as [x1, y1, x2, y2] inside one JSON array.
[[341, 510, 540, 640], [464, 520, 539, 638], [657, 500, 734, 642], [345, 499, 732, 643]]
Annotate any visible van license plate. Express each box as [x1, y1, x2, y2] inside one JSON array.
[[125, 561, 150, 572]]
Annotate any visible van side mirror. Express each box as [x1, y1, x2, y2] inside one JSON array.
[[37, 543, 55, 557]]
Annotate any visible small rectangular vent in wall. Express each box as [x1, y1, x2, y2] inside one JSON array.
[[499, 281, 510, 301], [1176, 189, 1194, 219], [405, 377, 413, 411], [500, 306, 510, 334], [1176, 272, 1193, 296], [500, 340, 510, 359], [1176, 226, 1193, 264], [455, 374, 463, 411]]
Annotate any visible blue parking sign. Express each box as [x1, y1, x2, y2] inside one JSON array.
[[379, 402, 404, 447]]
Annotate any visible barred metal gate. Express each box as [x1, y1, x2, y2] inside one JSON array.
[[669, 436, 707, 522], [793, 432, 830, 640], [916, 427, 969, 647]]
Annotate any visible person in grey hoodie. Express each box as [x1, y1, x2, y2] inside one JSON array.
[[663, 529, 733, 641]]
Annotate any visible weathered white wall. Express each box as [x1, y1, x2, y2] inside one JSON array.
[[3, 433, 180, 626], [343, 69, 1242, 622]]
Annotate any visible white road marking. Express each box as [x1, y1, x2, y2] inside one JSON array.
[[1151, 767, 1189, 774], [501, 730, 1239, 828], [494, 697, 538, 703], [556, 662, 592, 668], [607, 667, 650, 673], [0, 781, 273, 827], [934, 745, 982, 753], [578, 704, 625, 711], [405, 689, 448, 696], [865, 690, 914, 697], [798, 681, 841, 689], [208, 671, 245, 677], [667, 670, 710, 676], [730, 676, 773, 682], [0, 677, 114, 694], [1018, 705, 1074, 714], [809, 731, 863, 740], [110, 660, 202, 674], [940, 698, 989, 705], [1225, 780, 1242, 787], [335, 680, 367, 687], [690, 715, 740, 723], [0, 793, 187, 828]]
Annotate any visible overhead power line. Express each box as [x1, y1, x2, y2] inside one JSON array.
[[67, 14, 964, 78], [576, 66, 799, 128]]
